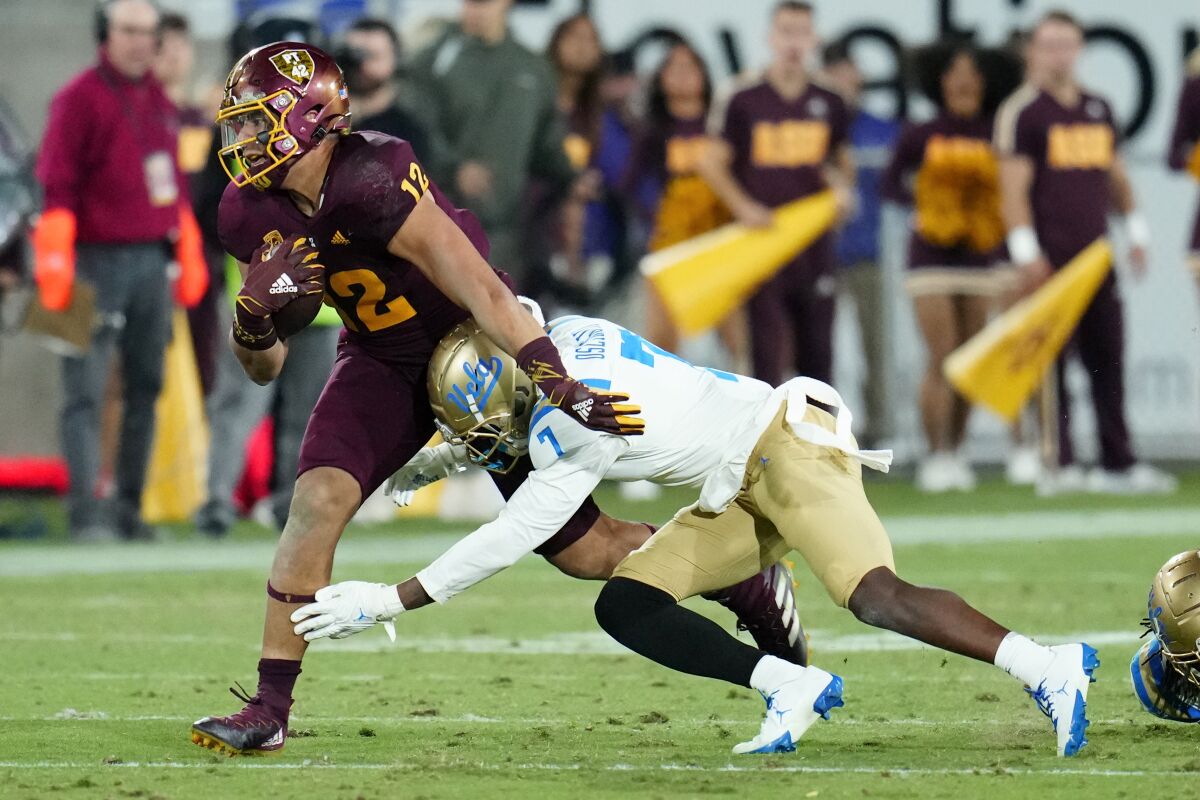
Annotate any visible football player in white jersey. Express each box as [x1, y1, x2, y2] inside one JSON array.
[[291, 315, 1099, 757], [1130, 551, 1200, 723]]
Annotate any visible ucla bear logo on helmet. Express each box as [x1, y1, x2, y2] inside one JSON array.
[[448, 357, 503, 417]]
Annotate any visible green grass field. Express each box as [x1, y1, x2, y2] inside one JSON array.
[[2, 472, 1199, 799]]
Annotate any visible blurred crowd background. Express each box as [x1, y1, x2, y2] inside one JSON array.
[[0, 0, 1198, 542]]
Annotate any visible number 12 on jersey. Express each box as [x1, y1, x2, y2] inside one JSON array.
[[401, 161, 430, 204]]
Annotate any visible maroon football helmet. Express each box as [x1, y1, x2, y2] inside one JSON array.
[[216, 41, 351, 190]]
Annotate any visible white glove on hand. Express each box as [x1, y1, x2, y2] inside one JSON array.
[[384, 442, 469, 507], [290, 581, 407, 642]]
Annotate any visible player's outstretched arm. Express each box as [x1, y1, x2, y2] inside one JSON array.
[[388, 193, 643, 436], [291, 443, 622, 641]]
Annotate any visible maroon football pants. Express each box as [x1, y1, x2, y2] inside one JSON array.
[[747, 232, 836, 386], [1052, 272, 1135, 470]]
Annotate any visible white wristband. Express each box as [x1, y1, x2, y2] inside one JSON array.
[[1007, 226, 1041, 266], [382, 585, 408, 618], [1123, 212, 1150, 248]]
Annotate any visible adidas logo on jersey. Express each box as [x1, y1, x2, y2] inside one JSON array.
[[268, 274, 299, 295], [571, 397, 593, 421], [331, 230, 350, 245]]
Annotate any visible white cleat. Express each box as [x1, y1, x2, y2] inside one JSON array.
[[1006, 445, 1041, 486], [947, 453, 977, 492], [732, 666, 844, 755], [1086, 464, 1178, 496], [1026, 643, 1100, 757], [1035, 464, 1087, 497], [916, 454, 956, 494]]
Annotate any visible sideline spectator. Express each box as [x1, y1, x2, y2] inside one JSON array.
[[882, 42, 1021, 491], [155, 11, 223, 397], [822, 41, 899, 451], [1167, 47, 1200, 294], [407, 0, 582, 286], [625, 39, 740, 359], [698, 0, 855, 386], [546, 13, 629, 304], [338, 18, 432, 161], [995, 10, 1174, 495], [34, 0, 207, 542]]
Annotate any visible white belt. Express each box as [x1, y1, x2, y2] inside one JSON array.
[[697, 377, 891, 513], [782, 377, 893, 473]]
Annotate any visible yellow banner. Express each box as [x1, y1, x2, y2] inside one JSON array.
[[142, 310, 209, 523], [943, 239, 1112, 422], [639, 190, 837, 336]]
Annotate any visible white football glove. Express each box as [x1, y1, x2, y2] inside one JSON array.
[[384, 442, 469, 507], [290, 581, 407, 642]]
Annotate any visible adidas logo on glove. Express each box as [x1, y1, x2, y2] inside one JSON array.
[[268, 274, 299, 295], [571, 397, 593, 421]]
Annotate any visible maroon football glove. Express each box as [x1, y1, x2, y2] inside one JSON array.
[[232, 236, 324, 350], [516, 337, 644, 436]]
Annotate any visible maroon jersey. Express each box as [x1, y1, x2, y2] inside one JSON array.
[[883, 113, 1000, 268], [719, 78, 848, 207], [627, 115, 708, 184], [218, 131, 490, 377], [994, 85, 1119, 266], [626, 115, 729, 250], [1167, 74, 1200, 253]]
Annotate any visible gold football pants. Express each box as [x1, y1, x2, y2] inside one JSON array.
[[612, 405, 895, 607]]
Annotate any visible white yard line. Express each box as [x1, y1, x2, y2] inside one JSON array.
[[0, 629, 1146, 654], [0, 713, 1137, 727], [0, 760, 1192, 778], [304, 628, 1145, 655], [2, 506, 1198, 578]]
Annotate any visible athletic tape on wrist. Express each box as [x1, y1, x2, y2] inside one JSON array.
[[1006, 225, 1041, 266], [1124, 213, 1151, 248]]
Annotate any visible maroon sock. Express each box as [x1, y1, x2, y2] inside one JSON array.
[[256, 658, 301, 720]]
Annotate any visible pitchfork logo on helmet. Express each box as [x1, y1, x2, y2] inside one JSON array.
[[216, 42, 352, 190], [428, 321, 536, 474], [269, 50, 316, 86]]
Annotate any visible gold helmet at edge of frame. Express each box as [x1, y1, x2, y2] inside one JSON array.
[[1147, 550, 1200, 688], [427, 319, 535, 474]]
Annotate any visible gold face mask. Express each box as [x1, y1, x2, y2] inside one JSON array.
[[215, 89, 299, 190], [427, 320, 536, 474]]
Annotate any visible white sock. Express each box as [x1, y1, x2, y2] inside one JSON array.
[[749, 655, 801, 694], [994, 632, 1055, 687]]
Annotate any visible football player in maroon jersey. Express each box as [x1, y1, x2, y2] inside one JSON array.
[[189, 41, 647, 754]]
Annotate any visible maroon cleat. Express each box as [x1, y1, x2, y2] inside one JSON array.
[[191, 684, 288, 756], [704, 561, 808, 666]]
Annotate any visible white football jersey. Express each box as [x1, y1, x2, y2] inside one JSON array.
[[526, 315, 773, 485], [415, 315, 890, 604]]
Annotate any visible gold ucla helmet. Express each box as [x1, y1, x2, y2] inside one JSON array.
[[428, 320, 535, 474], [1146, 550, 1200, 688]]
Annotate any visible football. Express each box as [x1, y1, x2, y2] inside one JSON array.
[[272, 287, 326, 340]]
